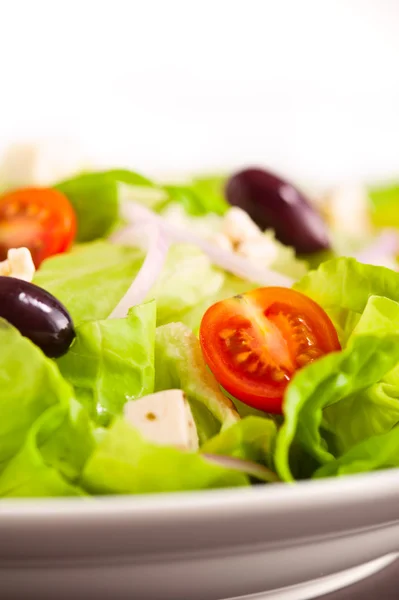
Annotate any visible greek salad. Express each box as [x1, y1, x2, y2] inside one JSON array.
[[0, 143, 398, 497]]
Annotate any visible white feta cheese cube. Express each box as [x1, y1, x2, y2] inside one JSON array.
[[0, 140, 90, 188], [237, 236, 278, 264], [0, 247, 35, 282], [210, 232, 234, 252], [221, 207, 261, 245], [124, 389, 199, 451], [326, 184, 371, 235]]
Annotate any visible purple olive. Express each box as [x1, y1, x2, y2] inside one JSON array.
[[0, 276, 75, 357], [225, 168, 330, 254]]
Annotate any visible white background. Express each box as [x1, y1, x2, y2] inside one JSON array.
[[0, 0, 398, 185]]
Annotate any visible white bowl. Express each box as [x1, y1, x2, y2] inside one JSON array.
[[1, 469, 398, 600]]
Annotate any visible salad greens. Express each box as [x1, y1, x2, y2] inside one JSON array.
[[0, 406, 87, 497], [1, 159, 399, 499], [368, 182, 399, 230], [150, 245, 225, 327], [56, 170, 156, 242], [201, 416, 276, 466], [160, 203, 308, 280], [34, 241, 144, 324], [34, 206, 306, 333], [0, 322, 94, 497], [295, 258, 399, 343], [0, 321, 77, 469], [154, 322, 240, 443], [314, 426, 399, 478], [275, 261, 399, 482], [82, 419, 249, 495], [275, 332, 399, 481], [57, 302, 156, 426], [34, 241, 249, 332]]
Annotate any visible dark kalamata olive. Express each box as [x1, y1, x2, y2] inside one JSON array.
[[0, 277, 75, 357], [225, 168, 330, 254]]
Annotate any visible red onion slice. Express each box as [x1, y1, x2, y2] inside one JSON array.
[[353, 229, 399, 269], [203, 453, 280, 483], [108, 223, 169, 319], [121, 201, 294, 287]]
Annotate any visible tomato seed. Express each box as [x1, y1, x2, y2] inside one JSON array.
[[219, 328, 235, 340], [25, 204, 40, 217], [296, 354, 311, 366], [236, 351, 252, 363], [270, 368, 287, 382], [4, 202, 19, 217], [307, 347, 323, 358], [246, 361, 259, 373]]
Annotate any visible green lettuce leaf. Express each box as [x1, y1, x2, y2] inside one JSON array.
[[34, 241, 144, 323], [150, 245, 225, 326], [56, 173, 118, 242], [314, 425, 399, 478], [275, 333, 399, 481], [201, 416, 276, 467], [265, 230, 308, 280], [349, 294, 399, 390], [0, 397, 93, 497], [323, 383, 399, 457], [154, 322, 240, 443], [81, 418, 249, 494], [349, 295, 399, 338], [0, 321, 76, 470], [187, 174, 229, 215], [56, 170, 155, 242], [0, 323, 95, 496], [368, 182, 399, 229], [295, 258, 399, 343], [38, 398, 95, 482], [57, 302, 156, 425], [163, 174, 229, 217], [321, 295, 399, 455], [0, 408, 85, 497]]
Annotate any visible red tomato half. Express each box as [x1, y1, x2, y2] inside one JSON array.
[[0, 187, 76, 267], [199, 287, 341, 414]]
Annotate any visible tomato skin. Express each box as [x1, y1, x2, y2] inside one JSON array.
[[0, 187, 76, 267], [199, 287, 341, 414]]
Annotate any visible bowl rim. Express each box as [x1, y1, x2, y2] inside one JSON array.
[[0, 468, 398, 522]]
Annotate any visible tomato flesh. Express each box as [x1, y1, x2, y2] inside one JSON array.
[[0, 187, 76, 267], [199, 287, 341, 414]]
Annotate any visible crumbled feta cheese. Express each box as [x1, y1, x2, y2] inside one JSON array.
[[0, 140, 90, 188], [124, 389, 199, 451], [0, 247, 35, 282], [325, 184, 371, 235], [221, 207, 261, 245], [210, 232, 234, 252], [237, 236, 278, 264], [217, 206, 282, 266]]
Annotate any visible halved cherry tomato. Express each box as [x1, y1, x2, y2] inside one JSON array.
[[199, 287, 341, 414], [0, 187, 76, 267]]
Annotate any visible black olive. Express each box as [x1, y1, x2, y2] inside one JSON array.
[[225, 168, 331, 254], [0, 277, 75, 357]]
